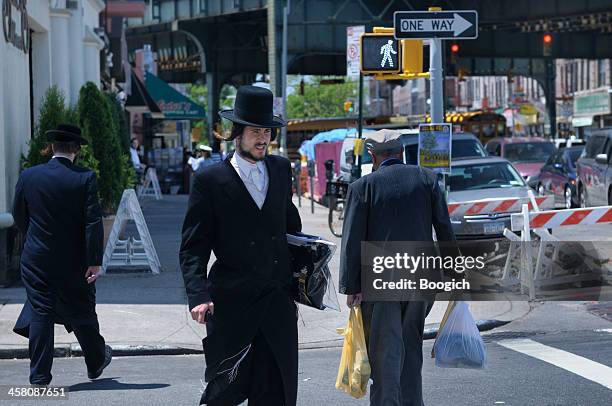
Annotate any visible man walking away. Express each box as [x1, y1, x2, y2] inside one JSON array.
[[12, 124, 112, 385], [339, 129, 457, 406]]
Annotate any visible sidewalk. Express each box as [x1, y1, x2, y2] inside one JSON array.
[[0, 194, 531, 358]]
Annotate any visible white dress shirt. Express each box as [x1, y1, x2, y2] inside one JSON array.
[[130, 147, 142, 169], [230, 152, 269, 209]]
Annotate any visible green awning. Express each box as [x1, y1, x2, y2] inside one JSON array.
[[145, 71, 206, 120]]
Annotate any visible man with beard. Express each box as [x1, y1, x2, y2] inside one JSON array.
[[180, 85, 302, 406], [12, 124, 112, 385]]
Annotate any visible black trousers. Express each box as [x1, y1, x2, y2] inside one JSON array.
[[206, 332, 285, 406], [29, 312, 106, 385]]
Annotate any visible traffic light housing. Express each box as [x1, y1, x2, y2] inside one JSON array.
[[543, 33, 553, 57], [343, 101, 354, 113]]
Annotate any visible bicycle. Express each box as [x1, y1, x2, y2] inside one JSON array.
[[326, 180, 348, 238]]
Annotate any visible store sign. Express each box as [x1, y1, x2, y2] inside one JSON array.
[[573, 90, 611, 117], [2, 0, 29, 53], [418, 123, 452, 174]]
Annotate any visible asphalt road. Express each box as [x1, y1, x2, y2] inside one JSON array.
[[0, 302, 610, 406]]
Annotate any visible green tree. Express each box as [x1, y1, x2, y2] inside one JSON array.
[[65, 106, 100, 178], [21, 87, 99, 177], [106, 92, 131, 154], [22, 86, 65, 169], [187, 84, 208, 144], [287, 78, 357, 119], [78, 82, 125, 213]]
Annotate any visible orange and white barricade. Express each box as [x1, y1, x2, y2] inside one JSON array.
[[508, 205, 612, 300], [447, 195, 554, 219]]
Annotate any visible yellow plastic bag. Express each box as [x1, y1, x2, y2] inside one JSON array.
[[335, 306, 371, 399]]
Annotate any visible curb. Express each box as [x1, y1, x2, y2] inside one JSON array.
[[0, 319, 510, 360]]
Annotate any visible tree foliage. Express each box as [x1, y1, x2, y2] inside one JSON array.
[[22, 86, 65, 168], [286, 78, 357, 119], [21, 87, 100, 178], [78, 82, 133, 213]]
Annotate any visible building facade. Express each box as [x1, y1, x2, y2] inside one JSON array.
[[556, 59, 611, 138], [0, 0, 105, 284]]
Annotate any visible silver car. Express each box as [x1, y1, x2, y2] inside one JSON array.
[[447, 157, 531, 240]]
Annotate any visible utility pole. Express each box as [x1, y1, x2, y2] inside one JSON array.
[[280, 0, 291, 157], [428, 6, 444, 124]]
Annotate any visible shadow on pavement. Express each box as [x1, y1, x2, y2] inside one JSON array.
[[69, 377, 170, 392]]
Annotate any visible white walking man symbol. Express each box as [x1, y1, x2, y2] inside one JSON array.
[[380, 40, 397, 68]]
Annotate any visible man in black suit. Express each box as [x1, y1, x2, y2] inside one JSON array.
[[180, 86, 302, 406], [12, 124, 112, 385], [339, 130, 457, 406]]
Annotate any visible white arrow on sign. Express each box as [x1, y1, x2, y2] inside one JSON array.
[[399, 13, 472, 36]]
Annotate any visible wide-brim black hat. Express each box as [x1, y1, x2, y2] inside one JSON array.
[[46, 123, 88, 145], [219, 85, 286, 133]]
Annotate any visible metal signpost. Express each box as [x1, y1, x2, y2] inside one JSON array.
[[393, 8, 478, 192]]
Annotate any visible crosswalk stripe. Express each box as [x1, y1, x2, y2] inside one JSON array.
[[498, 338, 612, 390]]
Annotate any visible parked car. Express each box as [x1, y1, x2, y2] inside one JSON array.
[[576, 131, 612, 207], [485, 137, 555, 188], [447, 157, 531, 239], [536, 146, 584, 209]]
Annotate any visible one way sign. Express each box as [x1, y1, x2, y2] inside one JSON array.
[[394, 11, 478, 40]]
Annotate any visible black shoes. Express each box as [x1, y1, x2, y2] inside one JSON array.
[[88, 345, 112, 380]]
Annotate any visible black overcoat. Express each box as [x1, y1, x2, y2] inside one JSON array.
[[12, 157, 104, 336], [339, 159, 456, 295], [179, 153, 302, 405]]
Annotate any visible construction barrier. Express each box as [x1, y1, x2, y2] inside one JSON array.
[[447, 195, 554, 218], [504, 204, 612, 300]]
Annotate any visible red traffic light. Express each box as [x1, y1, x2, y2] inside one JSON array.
[[543, 34, 552, 44], [451, 44, 460, 53]]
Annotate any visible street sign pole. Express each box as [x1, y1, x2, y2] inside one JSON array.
[[356, 72, 364, 179], [429, 37, 444, 124], [280, 0, 291, 157], [428, 7, 446, 193]]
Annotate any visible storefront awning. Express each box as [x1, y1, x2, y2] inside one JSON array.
[[125, 69, 164, 119], [145, 72, 206, 120]]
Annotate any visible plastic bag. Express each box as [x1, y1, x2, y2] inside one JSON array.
[[335, 307, 371, 398], [288, 233, 340, 311], [433, 301, 486, 369]]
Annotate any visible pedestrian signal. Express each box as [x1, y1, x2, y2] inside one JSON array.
[[360, 33, 402, 74]]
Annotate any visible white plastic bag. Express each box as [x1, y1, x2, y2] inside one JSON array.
[[433, 301, 486, 369]]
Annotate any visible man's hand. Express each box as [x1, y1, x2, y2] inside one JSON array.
[[346, 293, 363, 308], [191, 302, 214, 324], [85, 266, 101, 284]]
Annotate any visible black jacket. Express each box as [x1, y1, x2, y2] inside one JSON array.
[[339, 159, 456, 295], [179, 152, 302, 405], [12, 157, 103, 336]]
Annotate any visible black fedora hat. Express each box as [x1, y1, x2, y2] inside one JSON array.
[[46, 123, 88, 145], [219, 85, 286, 131]]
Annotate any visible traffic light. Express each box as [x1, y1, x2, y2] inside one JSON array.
[[343, 101, 354, 113], [543, 33, 553, 57], [451, 43, 460, 54]]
